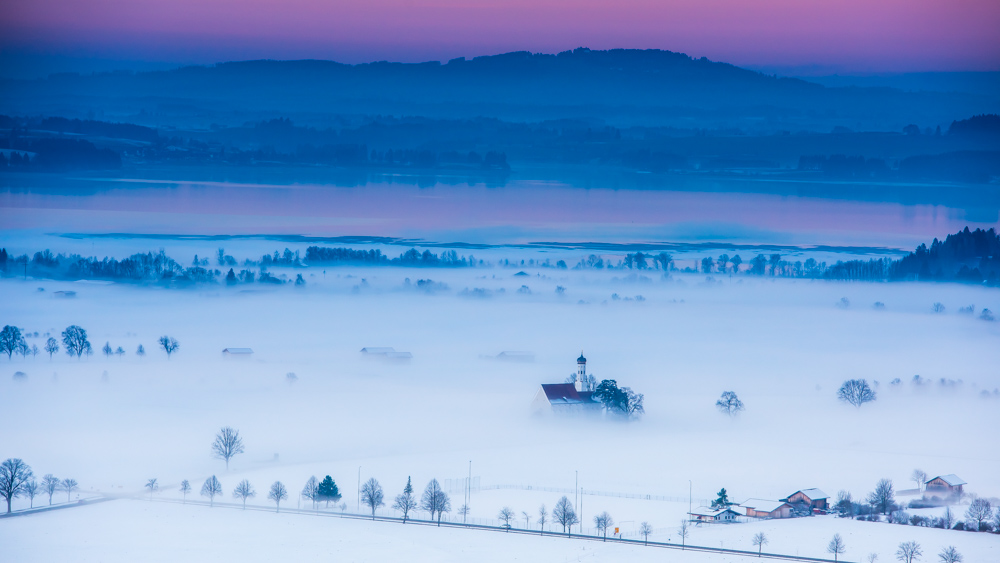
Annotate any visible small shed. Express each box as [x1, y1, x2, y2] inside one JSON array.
[[782, 489, 828, 511], [742, 499, 793, 519], [687, 506, 740, 523], [924, 475, 965, 498], [222, 348, 253, 357]]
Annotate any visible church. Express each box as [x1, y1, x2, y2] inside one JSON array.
[[530, 352, 603, 415]]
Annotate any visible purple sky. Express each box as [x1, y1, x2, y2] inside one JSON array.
[[2, 0, 999, 72]]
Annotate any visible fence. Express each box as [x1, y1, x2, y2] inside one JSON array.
[[469, 482, 708, 505]]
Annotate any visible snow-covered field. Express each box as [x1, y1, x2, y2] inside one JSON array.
[[2, 250, 999, 562]]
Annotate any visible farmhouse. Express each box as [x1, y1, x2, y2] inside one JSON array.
[[531, 352, 601, 415], [688, 506, 741, 523], [781, 488, 828, 511], [924, 474, 965, 499], [222, 348, 253, 357], [742, 499, 793, 519]]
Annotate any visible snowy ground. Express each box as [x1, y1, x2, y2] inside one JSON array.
[[1, 251, 999, 561]]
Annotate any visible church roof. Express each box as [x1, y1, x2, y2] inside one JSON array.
[[577, 352, 586, 363], [540, 384, 598, 405]]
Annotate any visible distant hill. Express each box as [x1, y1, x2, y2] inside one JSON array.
[[1, 48, 996, 131]]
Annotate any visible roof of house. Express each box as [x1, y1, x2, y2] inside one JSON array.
[[539, 383, 598, 405], [222, 348, 253, 354], [361, 347, 396, 354], [784, 488, 828, 501], [926, 474, 966, 486], [688, 506, 739, 518], [742, 499, 791, 513]]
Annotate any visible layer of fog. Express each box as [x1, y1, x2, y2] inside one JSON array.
[[3, 258, 997, 512]]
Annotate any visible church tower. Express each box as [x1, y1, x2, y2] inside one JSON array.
[[575, 351, 588, 392]]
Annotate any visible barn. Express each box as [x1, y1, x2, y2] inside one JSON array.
[[924, 475, 965, 499], [742, 499, 793, 519]]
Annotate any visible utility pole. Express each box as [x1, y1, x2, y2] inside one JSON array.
[[467, 460, 472, 523], [580, 487, 584, 534], [689, 480, 692, 516]]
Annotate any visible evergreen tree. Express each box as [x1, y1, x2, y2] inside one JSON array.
[[711, 488, 731, 509], [226, 268, 237, 285], [317, 475, 341, 507]]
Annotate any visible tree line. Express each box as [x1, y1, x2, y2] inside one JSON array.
[[1, 324, 176, 361]]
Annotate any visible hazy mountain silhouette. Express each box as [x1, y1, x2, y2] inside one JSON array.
[[2, 48, 995, 130]]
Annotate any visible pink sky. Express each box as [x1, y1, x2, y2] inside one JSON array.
[[2, 0, 999, 72]]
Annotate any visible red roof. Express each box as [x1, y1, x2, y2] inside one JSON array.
[[540, 384, 597, 404]]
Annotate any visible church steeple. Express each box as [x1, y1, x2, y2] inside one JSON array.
[[575, 351, 588, 392]]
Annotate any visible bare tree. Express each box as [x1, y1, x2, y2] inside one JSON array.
[[678, 519, 689, 549], [593, 511, 613, 541], [639, 521, 652, 545], [942, 506, 954, 529], [827, 533, 846, 562], [158, 336, 179, 358], [41, 474, 59, 505], [61, 325, 91, 358], [268, 481, 288, 512], [211, 426, 245, 470], [145, 478, 158, 499], [361, 477, 384, 519], [867, 478, 895, 515], [938, 546, 962, 563], [179, 480, 191, 503], [911, 469, 927, 492], [0, 325, 26, 360], [538, 504, 548, 534], [392, 477, 417, 523], [838, 379, 877, 408], [44, 337, 59, 359], [61, 478, 78, 503], [115, 346, 125, 358], [752, 532, 768, 557], [965, 497, 992, 531], [868, 554, 879, 563], [715, 391, 745, 416], [457, 504, 470, 523], [201, 476, 222, 506], [103, 342, 113, 358], [302, 476, 319, 510], [896, 541, 921, 563], [553, 496, 578, 536], [0, 458, 33, 514], [420, 479, 451, 526], [22, 479, 38, 508], [233, 479, 255, 509], [498, 507, 515, 531]]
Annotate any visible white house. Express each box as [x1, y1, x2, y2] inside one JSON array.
[[688, 506, 741, 523], [531, 352, 602, 414]]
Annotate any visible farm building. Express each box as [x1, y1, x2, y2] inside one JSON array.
[[924, 475, 965, 499], [742, 499, 793, 519], [781, 489, 828, 511], [222, 348, 253, 357], [687, 506, 741, 523]]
